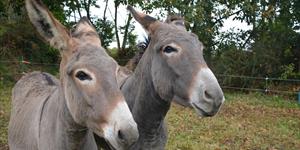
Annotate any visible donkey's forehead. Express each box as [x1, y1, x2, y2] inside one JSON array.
[[153, 26, 201, 47], [68, 45, 116, 68]]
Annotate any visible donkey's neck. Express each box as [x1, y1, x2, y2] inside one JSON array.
[[58, 88, 89, 148], [122, 54, 171, 148], [40, 86, 90, 150]]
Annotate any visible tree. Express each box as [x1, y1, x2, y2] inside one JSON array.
[[94, 18, 114, 49]]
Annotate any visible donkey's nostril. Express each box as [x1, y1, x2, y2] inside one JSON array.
[[204, 90, 213, 100], [118, 130, 125, 142]]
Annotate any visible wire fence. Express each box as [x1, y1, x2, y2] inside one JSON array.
[[0, 59, 131, 66], [216, 74, 300, 82], [1, 60, 300, 97], [0, 60, 59, 66], [215, 74, 300, 97]]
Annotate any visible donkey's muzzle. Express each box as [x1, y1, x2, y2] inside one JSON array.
[[117, 124, 139, 147], [103, 100, 139, 149], [190, 68, 225, 117]]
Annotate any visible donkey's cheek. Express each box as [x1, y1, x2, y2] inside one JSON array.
[[152, 75, 172, 100]]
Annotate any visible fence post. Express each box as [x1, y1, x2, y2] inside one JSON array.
[[298, 92, 300, 104], [265, 76, 269, 93]]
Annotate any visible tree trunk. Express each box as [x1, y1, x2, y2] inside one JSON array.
[[103, 0, 108, 20], [121, 14, 132, 52], [114, 1, 121, 50], [82, 0, 91, 22], [74, 0, 82, 18]]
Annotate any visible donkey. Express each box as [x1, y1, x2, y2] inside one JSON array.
[[8, 0, 139, 149], [96, 6, 225, 150]]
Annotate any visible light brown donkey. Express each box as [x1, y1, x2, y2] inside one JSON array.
[[8, 0, 138, 149]]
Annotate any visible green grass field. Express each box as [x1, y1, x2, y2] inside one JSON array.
[[1, 84, 300, 150]]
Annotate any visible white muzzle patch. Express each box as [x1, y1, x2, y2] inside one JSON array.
[[102, 101, 138, 149], [190, 68, 224, 116]]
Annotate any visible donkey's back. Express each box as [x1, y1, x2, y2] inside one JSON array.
[[8, 72, 59, 149], [11, 71, 59, 111]]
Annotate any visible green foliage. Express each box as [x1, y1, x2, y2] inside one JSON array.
[[206, 0, 300, 85], [120, 20, 137, 48], [0, 1, 5, 16], [0, 0, 63, 60], [0, 20, 60, 63], [94, 18, 114, 49], [116, 46, 139, 66], [0, 0, 299, 89], [43, 0, 68, 24], [127, 31, 137, 47], [280, 64, 300, 80]]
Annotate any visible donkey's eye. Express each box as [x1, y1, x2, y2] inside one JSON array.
[[75, 71, 92, 81], [163, 46, 177, 53]]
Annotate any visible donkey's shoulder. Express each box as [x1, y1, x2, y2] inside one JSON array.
[[12, 71, 59, 104]]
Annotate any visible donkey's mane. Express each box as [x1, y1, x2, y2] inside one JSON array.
[[125, 36, 150, 70]]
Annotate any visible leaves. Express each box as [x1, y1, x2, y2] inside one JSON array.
[[94, 18, 114, 48], [0, 0, 299, 81]]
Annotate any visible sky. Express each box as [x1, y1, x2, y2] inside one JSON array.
[[84, 1, 251, 48]]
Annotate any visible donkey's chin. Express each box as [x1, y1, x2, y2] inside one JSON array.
[[102, 130, 123, 150], [92, 129, 122, 150], [172, 95, 193, 107], [104, 139, 120, 150], [191, 102, 218, 117]]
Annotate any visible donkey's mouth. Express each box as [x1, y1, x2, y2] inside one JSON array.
[[191, 103, 214, 117], [173, 95, 192, 107], [105, 139, 117, 150], [92, 127, 122, 150], [93, 133, 116, 150]]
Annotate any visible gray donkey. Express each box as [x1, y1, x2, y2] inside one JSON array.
[[8, 0, 139, 150], [96, 6, 225, 150]]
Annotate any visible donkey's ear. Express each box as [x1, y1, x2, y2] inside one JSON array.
[[74, 17, 96, 35], [26, 0, 70, 51], [165, 15, 186, 31], [72, 17, 101, 45], [127, 5, 159, 34]]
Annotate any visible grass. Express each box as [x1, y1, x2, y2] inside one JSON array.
[[1, 84, 300, 150], [166, 92, 300, 150], [0, 83, 12, 150]]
